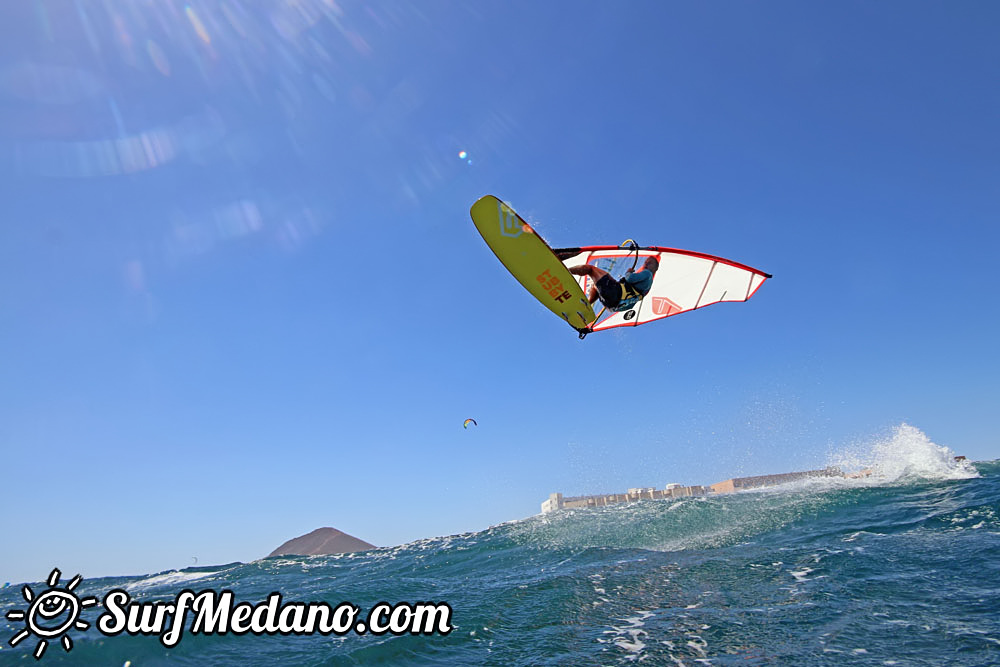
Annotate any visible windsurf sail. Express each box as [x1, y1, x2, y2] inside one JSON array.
[[555, 245, 771, 334], [470, 195, 770, 338]]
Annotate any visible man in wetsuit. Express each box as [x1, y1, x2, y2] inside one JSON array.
[[568, 255, 659, 312]]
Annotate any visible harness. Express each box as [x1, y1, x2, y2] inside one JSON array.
[[612, 277, 645, 312]]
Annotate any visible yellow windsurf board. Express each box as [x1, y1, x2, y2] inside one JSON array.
[[470, 195, 595, 331]]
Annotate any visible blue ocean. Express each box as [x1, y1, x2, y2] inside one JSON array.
[[2, 431, 997, 666]]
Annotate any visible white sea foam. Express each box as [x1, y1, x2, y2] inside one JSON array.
[[124, 569, 219, 592], [790, 567, 815, 582], [602, 610, 654, 660]]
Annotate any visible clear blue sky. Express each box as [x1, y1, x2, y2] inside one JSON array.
[[1, 0, 997, 584]]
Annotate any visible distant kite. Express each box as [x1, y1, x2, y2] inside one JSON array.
[[463, 418, 477, 429]]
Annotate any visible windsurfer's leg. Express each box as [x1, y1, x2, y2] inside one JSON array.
[[568, 264, 609, 281]]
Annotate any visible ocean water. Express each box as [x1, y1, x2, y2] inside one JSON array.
[[3, 430, 998, 666]]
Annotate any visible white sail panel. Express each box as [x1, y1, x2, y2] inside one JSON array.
[[696, 262, 754, 306]]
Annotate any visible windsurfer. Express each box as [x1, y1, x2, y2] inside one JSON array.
[[568, 256, 659, 312]]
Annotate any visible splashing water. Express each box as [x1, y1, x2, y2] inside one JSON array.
[[829, 423, 978, 484]]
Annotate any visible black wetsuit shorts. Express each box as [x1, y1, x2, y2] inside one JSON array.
[[595, 274, 622, 309]]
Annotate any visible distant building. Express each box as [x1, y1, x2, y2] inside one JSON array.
[[540, 483, 708, 513], [541, 467, 855, 513], [708, 468, 841, 494]]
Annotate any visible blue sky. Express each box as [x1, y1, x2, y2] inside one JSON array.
[[1, 0, 998, 583]]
